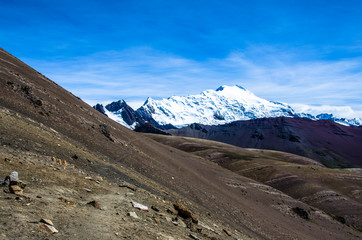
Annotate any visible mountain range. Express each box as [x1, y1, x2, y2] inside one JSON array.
[[95, 85, 362, 130], [94, 85, 362, 168]]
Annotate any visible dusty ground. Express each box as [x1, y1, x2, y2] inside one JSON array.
[[147, 134, 362, 232], [0, 146, 232, 240]]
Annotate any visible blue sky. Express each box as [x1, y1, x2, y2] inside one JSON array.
[[1, 0, 362, 117]]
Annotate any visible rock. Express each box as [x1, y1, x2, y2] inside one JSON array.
[[151, 205, 160, 212], [59, 197, 77, 206], [167, 208, 178, 215], [173, 201, 198, 224], [334, 215, 346, 224], [152, 216, 161, 224], [128, 212, 139, 219], [189, 222, 197, 232], [132, 201, 149, 211], [39, 224, 58, 234], [31, 177, 42, 183], [9, 185, 23, 195], [3, 172, 23, 187], [87, 200, 101, 209], [165, 216, 172, 222], [292, 207, 309, 220], [9, 180, 27, 189], [189, 234, 202, 240], [9, 172, 18, 182], [178, 220, 187, 228], [119, 181, 136, 191], [184, 218, 197, 232], [40, 218, 54, 226], [223, 229, 232, 236]]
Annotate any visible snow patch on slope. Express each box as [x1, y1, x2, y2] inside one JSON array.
[[103, 108, 135, 130]]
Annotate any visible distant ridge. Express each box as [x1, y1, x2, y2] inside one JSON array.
[[169, 117, 362, 168]]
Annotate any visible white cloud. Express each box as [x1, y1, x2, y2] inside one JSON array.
[[291, 104, 362, 119], [23, 46, 362, 115]]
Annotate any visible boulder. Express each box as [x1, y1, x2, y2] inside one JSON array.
[[40, 219, 54, 226], [132, 201, 149, 211], [87, 200, 101, 209], [128, 212, 139, 219], [39, 224, 58, 234], [173, 201, 198, 224], [9, 185, 23, 195], [9, 172, 18, 182], [223, 229, 232, 236]]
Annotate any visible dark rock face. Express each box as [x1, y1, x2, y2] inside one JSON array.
[[105, 100, 139, 126], [136, 106, 176, 130], [99, 124, 114, 142], [94, 100, 177, 130], [134, 123, 171, 135], [292, 207, 309, 220], [93, 104, 107, 116], [169, 117, 362, 168]]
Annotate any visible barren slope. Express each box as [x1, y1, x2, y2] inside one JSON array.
[[147, 134, 362, 231]]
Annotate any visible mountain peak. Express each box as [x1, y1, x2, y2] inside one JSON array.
[[216, 85, 246, 92], [143, 97, 154, 105]]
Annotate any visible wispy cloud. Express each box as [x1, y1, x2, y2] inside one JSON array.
[[23, 46, 362, 117], [291, 104, 362, 119]]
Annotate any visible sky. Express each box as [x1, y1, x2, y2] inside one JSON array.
[[1, 0, 362, 117]]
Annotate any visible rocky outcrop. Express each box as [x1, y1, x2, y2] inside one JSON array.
[[93, 104, 107, 116], [105, 100, 139, 126], [134, 123, 171, 135], [93, 100, 176, 130]]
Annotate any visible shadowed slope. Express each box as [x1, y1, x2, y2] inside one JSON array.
[[169, 117, 362, 167]]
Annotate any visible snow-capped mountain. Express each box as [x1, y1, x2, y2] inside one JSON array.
[[138, 85, 297, 127], [94, 85, 361, 129]]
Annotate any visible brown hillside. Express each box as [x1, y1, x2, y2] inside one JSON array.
[[147, 134, 362, 232]]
